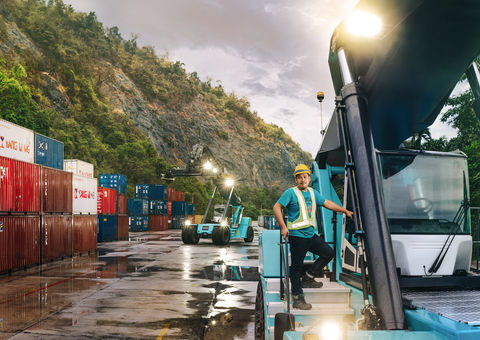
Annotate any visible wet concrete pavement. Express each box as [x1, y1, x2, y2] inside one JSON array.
[[0, 227, 261, 339]]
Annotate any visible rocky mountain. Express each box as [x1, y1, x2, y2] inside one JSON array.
[[0, 0, 312, 188]]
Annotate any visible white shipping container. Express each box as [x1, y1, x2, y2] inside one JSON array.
[[73, 174, 98, 214], [64, 159, 94, 178], [0, 119, 35, 163]]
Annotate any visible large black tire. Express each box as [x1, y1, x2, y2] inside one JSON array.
[[255, 281, 265, 340], [244, 225, 254, 242], [212, 226, 230, 245], [191, 226, 200, 244], [181, 225, 195, 244]]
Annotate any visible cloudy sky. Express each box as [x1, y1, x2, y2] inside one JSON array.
[[63, 0, 457, 156]]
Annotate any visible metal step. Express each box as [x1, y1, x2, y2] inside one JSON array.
[[267, 301, 354, 316], [266, 278, 351, 305]]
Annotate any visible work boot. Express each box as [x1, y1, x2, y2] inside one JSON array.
[[301, 272, 324, 288], [292, 295, 312, 310]]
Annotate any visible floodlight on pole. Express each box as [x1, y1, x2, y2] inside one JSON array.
[[225, 178, 235, 187], [203, 161, 213, 170], [213, 168, 218, 174]]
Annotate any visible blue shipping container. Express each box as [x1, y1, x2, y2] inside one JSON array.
[[128, 216, 149, 232], [172, 216, 185, 229], [186, 203, 195, 215], [149, 184, 168, 200], [128, 199, 149, 215], [99, 174, 127, 194], [34, 133, 64, 170], [135, 184, 149, 199], [98, 215, 117, 242], [149, 200, 167, 215], [172, 201, 186, 216]]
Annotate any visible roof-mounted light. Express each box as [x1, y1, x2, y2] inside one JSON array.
[[345, 10, 382, 37]]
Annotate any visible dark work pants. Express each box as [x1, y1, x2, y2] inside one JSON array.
[[289, 234, 334, 296]]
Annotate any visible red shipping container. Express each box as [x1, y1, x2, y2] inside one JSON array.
[[167, 187, 174, 202], [117, 215, 129, 240], [41, 215, 72, 262], [0, 216, 40, 273], [0, 156, 40, 213], [178, 191, 185, 202], [73, 215, 97, 255], [149, 215, 168, 231], [167, 201, 172, 215], [97, 187, 117, 214], [41, 166, 73, 213], [117, 194, 127, 214]]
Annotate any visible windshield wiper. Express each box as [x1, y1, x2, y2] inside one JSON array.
[[428, 172, 470, 274]]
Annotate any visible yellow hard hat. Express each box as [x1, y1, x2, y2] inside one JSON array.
[[293, 164, 311, 177]]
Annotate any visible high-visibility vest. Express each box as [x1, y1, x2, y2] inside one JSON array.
[[287, 187, 316, 230]]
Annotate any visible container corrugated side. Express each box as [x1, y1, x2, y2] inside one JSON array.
[[97, 215, 117, 242], [149, 215, 168, 231], [117, 215, 129, 240], [148, 184, 167, 200], [128, 199, 148, 215], [64, 159, 94, 178], [34, 133, 63, 170], [72, 174, 97, 214], [41, 215, 72, 262], [41, 166, 72, 213], [0, 156, 40, 213], [117, 194, 127, 214], [97, 187, 117, 214], [73, 215, 97, 254], [0, 216, 40, 273], [0, 119, 35, 163]]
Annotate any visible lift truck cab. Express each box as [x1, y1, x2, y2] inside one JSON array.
[[255, 0, 480, 339], [181, 181, 253, 245]]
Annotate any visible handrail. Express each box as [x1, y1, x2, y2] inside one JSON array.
[[472, 207, 480, 273], [279, 236, 291, 314]]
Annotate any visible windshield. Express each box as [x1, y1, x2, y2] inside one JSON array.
[[214, 205, 225, 217], [378, 152, 469, 234]]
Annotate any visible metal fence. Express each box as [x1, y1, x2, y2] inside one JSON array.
[[472, 207, 480, 272]]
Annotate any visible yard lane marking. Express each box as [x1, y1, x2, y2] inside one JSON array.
[[156, 323, 170, 340]]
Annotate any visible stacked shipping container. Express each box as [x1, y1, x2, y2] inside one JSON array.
[[98, 174, 128, 241], [0, 119, 101, 274], [129, 184, 181, 231], [0, 119, 99, 273], [65, 160, 98, 255]]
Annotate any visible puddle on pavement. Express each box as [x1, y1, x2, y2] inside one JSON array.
[[193, 265, 259, 281]]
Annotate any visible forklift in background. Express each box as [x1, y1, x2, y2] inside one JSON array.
[[182, 177, 253, 245]]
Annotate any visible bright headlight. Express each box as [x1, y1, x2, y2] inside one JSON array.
[[220, 220, 228, 227], [185, 220, 191, 226], [345, 10, 382, 37], [203, 161, 213, 170], [320, 322, 341, 340]]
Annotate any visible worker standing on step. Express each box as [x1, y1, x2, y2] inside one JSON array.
[[273, 164, 353, 310]]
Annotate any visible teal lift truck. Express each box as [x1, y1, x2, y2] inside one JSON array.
[[181, 182, 253, 245], [255, 0, 480, 339]]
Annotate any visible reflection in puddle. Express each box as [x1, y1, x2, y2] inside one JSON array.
[[193, 265, 259, 281]]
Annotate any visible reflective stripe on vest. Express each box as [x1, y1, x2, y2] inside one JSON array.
[[287, 187, 316, 230]]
